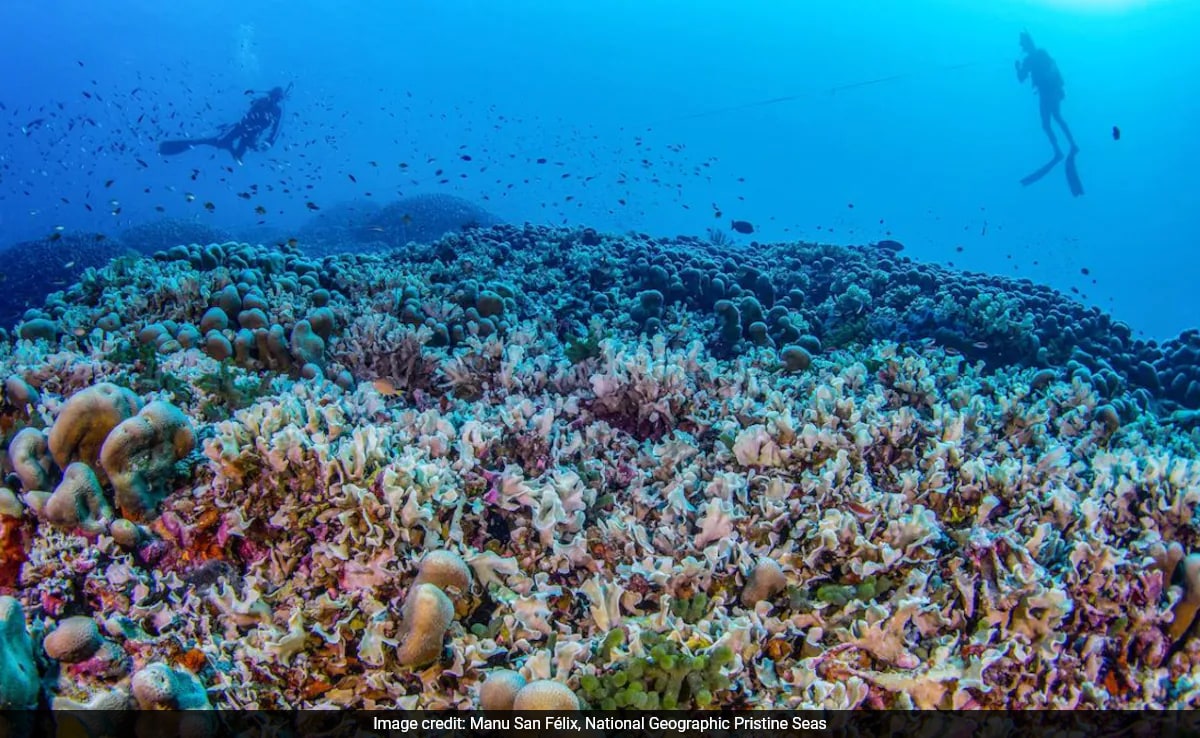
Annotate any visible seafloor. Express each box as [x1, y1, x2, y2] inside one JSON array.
[[1, 224, 1200, 711]]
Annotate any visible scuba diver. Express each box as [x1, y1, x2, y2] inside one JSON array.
[[1015, 32, 1076, 159], [158, 85, 289, 164]]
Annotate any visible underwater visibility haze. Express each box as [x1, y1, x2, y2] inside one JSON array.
[[0, 0, 1200, 712]]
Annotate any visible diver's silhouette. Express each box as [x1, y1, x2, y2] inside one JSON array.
[[1016, 32, 1076, 158], [1016, 33, 1083, 196], [158, 85, 288, 164]]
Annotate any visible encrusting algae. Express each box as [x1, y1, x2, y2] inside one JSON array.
[[0, 224, 1197, 710]]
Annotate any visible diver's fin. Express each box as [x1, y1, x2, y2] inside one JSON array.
[[157, 138, 217, 156], [1020, 152, 1063, 187], [1064, 150, 1084, 197]]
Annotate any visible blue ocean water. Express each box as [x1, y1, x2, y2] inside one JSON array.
[[0, 0, 1196, 337]]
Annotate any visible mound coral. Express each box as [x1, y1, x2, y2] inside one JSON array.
[[395, 582, 455, 668], [42, 462, 113, 535], [43, 615, 104, 663], [100, 400, 195, 520], [8, 427, 55, 492], [48, 382, 141, 482], [131, 663, 210, 709], [0, 596, 38, 709]]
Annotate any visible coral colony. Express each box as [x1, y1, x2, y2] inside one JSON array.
[[1, 223, 1200, 711]]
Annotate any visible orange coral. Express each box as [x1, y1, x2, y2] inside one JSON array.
[[0, 517, 28, 589]]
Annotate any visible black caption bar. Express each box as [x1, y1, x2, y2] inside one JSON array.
[[1, 710, 1192, 738]]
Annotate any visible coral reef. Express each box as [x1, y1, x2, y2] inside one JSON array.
[[0, 223, 1198, 711], [296, 194, 502, 256], [0, 233, 140, 331]]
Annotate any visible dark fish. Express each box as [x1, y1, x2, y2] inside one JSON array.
[[1112, 126, 1120, 141], [875, 240, 905, 252], [348, 174, 357, 183], [255, 206, 267, 215], [306, 202, 320, 211], [730, 219, 755, 235], [203, 202, 215, 211]]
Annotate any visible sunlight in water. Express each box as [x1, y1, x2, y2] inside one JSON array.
[[1036, 0, 1163, 11]]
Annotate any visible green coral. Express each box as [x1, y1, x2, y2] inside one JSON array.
[[580, 631, 733, 710], [802, 575, 895, 609], [564, 322, 607, 365], [193, 360, 272, 421], [670, 593, 710, 624], [108, 342, 193, 404], [824, 314, 871, 350]]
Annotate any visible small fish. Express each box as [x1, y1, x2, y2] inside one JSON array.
[[185, 193, 196, 202], [348, 174, 357, 183], [48, 232, 62, 241], [287, 238, 299, 248], [203, 201, 215, 212], [730, 219, 755, 235], [255, 205, 267, 215], [1112, 125, 1121, 141], [372, 378, 402, 396], [306, 201, 320, 211], [64, 261, 76, 268], [401, 214, 413, 225]]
